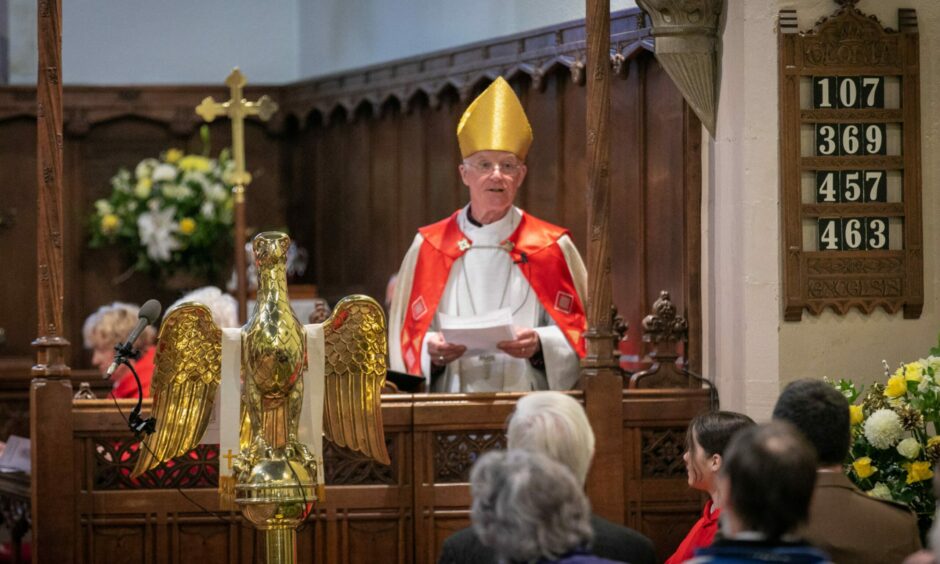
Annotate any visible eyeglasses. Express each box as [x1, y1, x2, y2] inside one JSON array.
[[463, 160, 525, 177]]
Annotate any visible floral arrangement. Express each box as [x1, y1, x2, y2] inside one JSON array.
[[831, 337, 940, 535], [88, 139, 235, 283]]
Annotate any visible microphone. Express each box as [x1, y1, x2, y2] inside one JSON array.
[[106, 299, 162, 377]]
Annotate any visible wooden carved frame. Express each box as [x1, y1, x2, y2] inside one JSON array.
[[778, 1, 922, 320]]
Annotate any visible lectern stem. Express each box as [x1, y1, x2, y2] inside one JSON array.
[[265, 528, 296, 564]]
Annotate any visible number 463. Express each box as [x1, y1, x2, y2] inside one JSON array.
[[818, 217, 889, 251]]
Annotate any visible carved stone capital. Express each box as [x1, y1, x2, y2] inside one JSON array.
[[636, 0, 722, 135]]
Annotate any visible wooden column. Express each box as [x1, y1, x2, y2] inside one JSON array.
[[34, 0, 68, 352], [581, 0, 626, 524], [33, 0, 74, 560], [30, 379, 75, 562]]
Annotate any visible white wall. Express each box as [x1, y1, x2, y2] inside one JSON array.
[[8, 0, 637, 84], [299, 1, 636, 78], [10, 0, 300, 84], [707, 0, 940, 420]]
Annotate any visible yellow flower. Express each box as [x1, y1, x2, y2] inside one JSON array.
[[928, 436, 940, 448], [885, 374, 907, 398], [178, 155, 211, 172], [100, 213, 121, 235], [905, 460, 933, 484], [179, 217, 197, 235], [849, 405, 864, 426], [134, 177, 153, 199], [165, 148, 184, 164], [904, 363, 923, 383], [852, 457, 877, 479]]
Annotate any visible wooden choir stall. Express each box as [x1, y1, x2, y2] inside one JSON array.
[[3, 2, 716, 563]]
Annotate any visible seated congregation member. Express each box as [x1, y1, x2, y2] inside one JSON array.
[[83, 302, 157, 399], [470, 449, 625, 564], [666, 411, 755, 564], [439, 392, 655, 564], [389, 77, 588, 393], [169, 286, 239, 328], [773, 379, 922, 564], [689, 422, 831, 563], [903, 472, 940, 564]]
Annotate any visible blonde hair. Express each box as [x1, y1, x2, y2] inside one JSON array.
[[82, 302, 157, 350]]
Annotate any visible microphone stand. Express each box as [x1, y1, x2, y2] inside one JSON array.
[[110, 347, 156, 436]]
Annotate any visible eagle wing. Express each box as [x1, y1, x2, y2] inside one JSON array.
[[322, 295, 390, 465], [132, 303, 222, 477]]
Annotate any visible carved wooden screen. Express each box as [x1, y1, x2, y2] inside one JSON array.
[[0, 7, 701, 375], [778, 1, 922, 320], [29, 389, 709, 564]]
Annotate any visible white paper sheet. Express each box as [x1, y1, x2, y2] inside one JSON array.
[[438, 308, 516, 357], [0, 435, 30, 474]]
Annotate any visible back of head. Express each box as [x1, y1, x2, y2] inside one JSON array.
[[470, 449, 592, 562], [687, 410, 756, 457], [507, 391, 595, 486], [169, 286, 239, 328], [773, 378, 849, 465], [721, 421, 818, 539], [82, 301, 156, 349]]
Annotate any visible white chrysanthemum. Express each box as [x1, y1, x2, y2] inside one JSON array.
[[926, 356, 940, 373], [200, 200, 216, 220], [111, 175, 131, 193], [161, 183, 193, 200], [867, 482, 892, 501], [151, 163, 178, 182], [94, 199, 113, 215], [135, 158, 159, 179], [182, 170, 208, 186], [137, 206, 181, 262], [897, 437, 921, 459], [918, 370, 935, 392], [205, 182, 229, 203], [864, 409, 904, 449]]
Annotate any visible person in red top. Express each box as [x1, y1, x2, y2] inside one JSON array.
[[82, 302, 158, 399], [666, 410, 755, 564]]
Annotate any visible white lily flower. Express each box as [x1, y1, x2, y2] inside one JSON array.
[[151, 163, 178, 182], [137, 206, 181, 262]]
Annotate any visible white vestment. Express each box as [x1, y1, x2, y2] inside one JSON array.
[[389, 206, 587, 392]]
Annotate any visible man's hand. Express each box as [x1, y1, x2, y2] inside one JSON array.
[[498, 328, 541, 359], [428, 332, 467, 366]]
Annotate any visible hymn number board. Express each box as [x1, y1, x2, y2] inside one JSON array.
[[778, 2, 922, 320], [812, 76, 888, 252]]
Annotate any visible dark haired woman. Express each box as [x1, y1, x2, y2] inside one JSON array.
[[665, 411, 755, 564]]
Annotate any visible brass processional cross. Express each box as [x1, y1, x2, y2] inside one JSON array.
[[196, 68, 278, 322]]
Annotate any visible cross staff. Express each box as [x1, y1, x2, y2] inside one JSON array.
[[196, 68, 278, 322]]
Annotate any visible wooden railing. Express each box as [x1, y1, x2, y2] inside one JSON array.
[[26, 384, 708, 563]]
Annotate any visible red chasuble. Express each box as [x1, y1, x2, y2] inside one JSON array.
[[400, 210, 586, 375]]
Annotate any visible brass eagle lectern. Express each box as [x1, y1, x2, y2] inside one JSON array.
[[132, 231, 389, 563]]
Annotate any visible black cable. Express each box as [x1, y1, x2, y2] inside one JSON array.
[[107, 358, 232, 526]]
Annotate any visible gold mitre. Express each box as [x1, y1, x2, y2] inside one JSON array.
[[457, 77, 533, 160]]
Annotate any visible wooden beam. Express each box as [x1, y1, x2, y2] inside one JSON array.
[[33, 0, 74, 559], [581, 0, 626, 524], [33, 0, 70, 376]]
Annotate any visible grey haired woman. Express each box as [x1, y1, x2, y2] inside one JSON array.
[[470, 449, 625, 564]]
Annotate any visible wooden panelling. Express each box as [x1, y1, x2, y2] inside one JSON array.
[[0, 6, 700, 380], [28, 387, 711, 563]]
